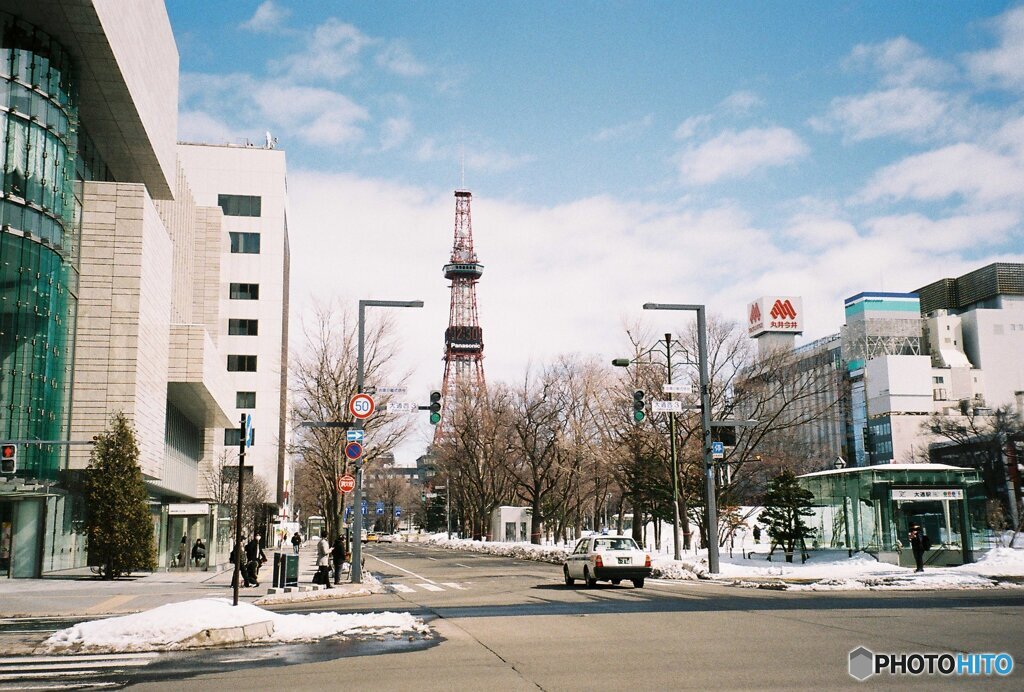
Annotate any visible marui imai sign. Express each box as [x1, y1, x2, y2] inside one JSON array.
[[748, 296, 804, 337]]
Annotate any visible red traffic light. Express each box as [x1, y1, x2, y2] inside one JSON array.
[[0, 443, 16, 474]]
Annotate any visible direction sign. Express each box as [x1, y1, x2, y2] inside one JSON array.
[[662, 383, 693, 395], [337, 474, 356, 493], [652, 400, 685, 413], [344, 441, 364, 460], [346, 429, 365, 443], [387, 402, 418, 413], [376, 501, 385, 515], [375, 386, 408, 395], [711, 441, 725, 459], [243, 414, 253, 448], [349, 393, 375, 419]]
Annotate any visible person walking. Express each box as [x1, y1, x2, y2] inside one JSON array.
[[909, 523, 926, 572], [190, 538, 206, 568], [332, 535, 347, 585], [291, 531, 302, 555], [245, 533, 267, 587], [316, 531, 332, 588], [176, 535, 188, 568], [752, 525, 762, 544]]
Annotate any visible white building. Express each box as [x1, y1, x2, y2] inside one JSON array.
[[176, 144, 292, 529]]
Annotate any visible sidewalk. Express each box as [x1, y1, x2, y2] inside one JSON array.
[[0, 541, 375, 618]]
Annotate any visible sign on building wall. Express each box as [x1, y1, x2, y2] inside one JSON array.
[[892, 488, 963, 500], [748, 296, 804, 337]]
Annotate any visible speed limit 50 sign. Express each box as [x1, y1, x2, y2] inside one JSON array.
[[349, 393, 375, 419]]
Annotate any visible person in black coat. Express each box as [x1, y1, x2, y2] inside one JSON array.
[[244, 533, 267, 586], [332, 536, 347, 585], [909, 523, 926, 573]]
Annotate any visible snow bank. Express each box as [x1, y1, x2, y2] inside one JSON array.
[[40, 598, 430, 653]]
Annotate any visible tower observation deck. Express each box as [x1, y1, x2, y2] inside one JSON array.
[[435, 189, 486, 444]]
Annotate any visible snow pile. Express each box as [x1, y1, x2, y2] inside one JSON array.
[[40, 598, 430, 653], [427, 536, 571, 564], [953, 547, 1024, 576]]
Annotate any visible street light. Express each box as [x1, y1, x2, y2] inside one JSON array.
[[642, 303, 720, 573], [351, 299, 423, 584], [613, 333, 686, 560]]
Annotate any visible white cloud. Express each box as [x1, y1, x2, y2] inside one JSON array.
[[673, 114, 712, 140], [844, 37, 956, 86], [677, 127, 808, 185], [415, 138, 534, 173], [380, 117, 412, 150], [240, 1, 289, 33], [859, 143, 1024, 204], [864, 210, 1020, 251], [375, 41, 427, 77], [781, 215, 860, 250], [592, 115, 653, 142], [720, 90, 763, 113], [271, 19, 374, 82], [818, 87, 954, 142], [177, 110, 241, 144], [253, 83, 368, 145], [965, 5, 1024, 90]]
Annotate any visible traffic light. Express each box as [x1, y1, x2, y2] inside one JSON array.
[[0, 443, 16, 474], [633, 390, 646, 423], [429, 390, 441, 425]]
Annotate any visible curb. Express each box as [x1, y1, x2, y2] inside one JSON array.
[[176, 620, 275, 648], [254, 581, 385, 605]]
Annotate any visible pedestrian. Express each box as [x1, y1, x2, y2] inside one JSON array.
[[176, 535, 187, 567], [316, 531, 332, 588], [332, 534, 347, 585], [191, 538, 206, 567], [230, 540, 252, 588], [909, 523, 926, 573], [291, 531, 302, 555], [753, 525, 762, 544], [245, 533, 267, 587]]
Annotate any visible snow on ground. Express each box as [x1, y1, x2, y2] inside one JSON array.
[[422, 534, 1024, 591], [40, 595, 430, 654]]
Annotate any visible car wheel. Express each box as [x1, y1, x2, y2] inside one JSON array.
[[563, 565, 575, 586], [611, 579, 621, 585], [584, 567, 597, 588], [632, 577, 645, 588]]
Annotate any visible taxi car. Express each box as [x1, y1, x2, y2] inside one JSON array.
[[563, 535, 652, 588]]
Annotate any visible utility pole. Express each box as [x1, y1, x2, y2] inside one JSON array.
[[231, 412, 249, 606], [665, 333, 682, 561]]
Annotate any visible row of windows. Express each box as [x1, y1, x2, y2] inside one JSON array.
[[229, 231, 260, 254], [0, 14, 76, 107], [229, 283, 259, 300], [218, 194, 261, 217], [227, 354, 257, 372], [228, 318, 258, 336]]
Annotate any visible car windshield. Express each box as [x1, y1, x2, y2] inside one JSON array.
[[593, 538, 637, 551]]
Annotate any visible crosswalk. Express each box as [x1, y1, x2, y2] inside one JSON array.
[[0, 651, 159, 688], [387, 581, 469, 594]]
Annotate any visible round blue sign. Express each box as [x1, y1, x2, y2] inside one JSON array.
[[344, 441, 363, 460]]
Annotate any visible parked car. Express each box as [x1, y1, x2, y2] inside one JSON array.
[[376, 533, 395, 543], [563, 535, 651, 588], [365, 532, 379, 543]]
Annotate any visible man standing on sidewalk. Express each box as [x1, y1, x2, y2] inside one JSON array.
[[316, 532, 332, 588]]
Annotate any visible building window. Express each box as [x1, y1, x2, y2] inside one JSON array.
[[217, 194, 261, 217], [229, 283, 259, 300], [227, 355, 257, 372], [236, 391, 256, 408], [229, 319, 259, 336], [933, 376, 944, 384], [224, 427, 255, 446], [229, 232, 260, 254]]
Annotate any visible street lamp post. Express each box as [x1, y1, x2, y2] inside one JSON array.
[[643, 303, 719, 573], [351, 299, 423, 584]]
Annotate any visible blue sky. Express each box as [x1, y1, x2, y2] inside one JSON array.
[[167, 1, 1024, 460]]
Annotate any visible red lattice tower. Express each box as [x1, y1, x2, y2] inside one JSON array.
[[434, 189, 486, 444]]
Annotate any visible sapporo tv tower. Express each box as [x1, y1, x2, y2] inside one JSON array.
[[434, 189, 486, 445]]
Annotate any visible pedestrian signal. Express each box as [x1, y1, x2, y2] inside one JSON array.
[[0, 443, 16, 474]]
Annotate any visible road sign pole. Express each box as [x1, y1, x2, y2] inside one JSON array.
[[666, 333, 682, 561], [232, 412, 247, 606]]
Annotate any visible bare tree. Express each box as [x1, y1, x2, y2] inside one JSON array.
[[290, 301, 416, 541], [205, 450, 271, 537]]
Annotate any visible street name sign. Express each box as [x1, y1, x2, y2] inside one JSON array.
[[387, 402, 418, 413], [662, 383, 692, 394], [376, 386, 408, 394], [349, 393, 375, 419], [652, 400, 685, 413]]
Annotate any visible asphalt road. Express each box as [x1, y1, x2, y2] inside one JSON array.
[[5, 542, 1024, 690]]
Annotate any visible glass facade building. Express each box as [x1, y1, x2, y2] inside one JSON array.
[[0, 13, 83, 481]]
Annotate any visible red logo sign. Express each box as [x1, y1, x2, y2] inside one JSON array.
[[749, 302, 761, 325], [337, 475, 356, 493], [769, 299, 797, 320]]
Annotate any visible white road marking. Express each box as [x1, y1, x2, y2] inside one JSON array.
[[440, 582, 465, 590], [391, 584, 416, 593], [416, 583, 444, 592], [425, 556, 439, 561], [454, 563, 472, 568], [366, 554, 438, 584]]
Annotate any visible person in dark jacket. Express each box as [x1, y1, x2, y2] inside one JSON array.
[[244, 533, 267, 586], [332, 535, 347, 584], [190, 538, 206, 567], [291, 531, 302, 554], [909, 523, 926, 572]]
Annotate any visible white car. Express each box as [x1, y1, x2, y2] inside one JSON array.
[[376, 533, 395, 543], [563, 535, 652, 588]]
